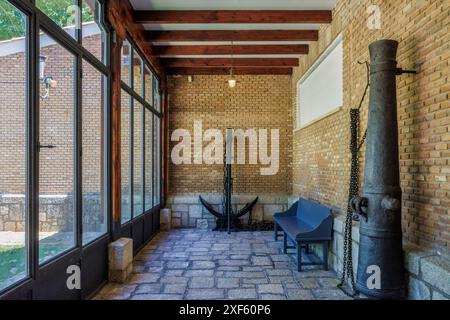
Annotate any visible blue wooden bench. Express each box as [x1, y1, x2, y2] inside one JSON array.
[[273, 199, 333, 272]]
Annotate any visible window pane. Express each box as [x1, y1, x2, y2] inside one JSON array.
[[144, 108, 152, 211], [82, 60, 106, 245], [121, 40, 131, 86], [82, 0, 106, 63], [38, 30, 76, 264], [121, 90, 131, 224], [144, 66, 152, 104], [133, 52, 143, 98], [36, 0, 79, 39], [154, 77, 160, 113], [133, 102, 143, 217], [153, 117, 160, 206], [0, 0, 28, 291]]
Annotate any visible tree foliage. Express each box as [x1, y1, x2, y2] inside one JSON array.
[[0, 0, 95, 41]]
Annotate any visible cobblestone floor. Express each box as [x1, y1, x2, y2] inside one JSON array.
[[94, 229, 352, 300]]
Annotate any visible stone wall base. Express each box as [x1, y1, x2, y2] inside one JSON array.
[[166, 193, 288, 229]]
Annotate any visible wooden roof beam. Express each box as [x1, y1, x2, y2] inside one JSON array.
[[146, 30, 318, 42], [167, 67, 293, 75], [161, 58, 299, 68], [153, 44, 309, 56], [135, 10, 332, 24]]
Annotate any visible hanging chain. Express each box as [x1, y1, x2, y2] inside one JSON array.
[[338, 61, 370, 297]]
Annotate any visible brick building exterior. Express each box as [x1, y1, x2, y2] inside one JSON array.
[[0, 31, 105, 232]]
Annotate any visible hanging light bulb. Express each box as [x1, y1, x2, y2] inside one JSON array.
[[228, 40, 237, 88], [228, 68, 237, 88]]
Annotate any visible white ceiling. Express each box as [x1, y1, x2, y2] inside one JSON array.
[[130, 0, 337, 10]]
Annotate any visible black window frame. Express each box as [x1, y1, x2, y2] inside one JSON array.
[[0, 0, 112, 298], [120, 35, 162, 226]]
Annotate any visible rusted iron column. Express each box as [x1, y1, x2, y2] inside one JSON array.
[[351, 39, 414, 299]]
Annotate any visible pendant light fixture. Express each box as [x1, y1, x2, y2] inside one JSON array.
[[227, 40, 237, 88], [228, 68, 237, 88]]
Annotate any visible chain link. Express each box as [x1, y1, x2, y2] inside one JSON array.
[[338, 61, 370, 297]]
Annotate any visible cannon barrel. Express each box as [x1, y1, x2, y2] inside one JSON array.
[[353, 39, 406, 299]]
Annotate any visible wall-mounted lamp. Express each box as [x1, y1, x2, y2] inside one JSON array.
[[39, 55, 47, 80], [39, 55, 57, 99], [188, 75, 194, 83]]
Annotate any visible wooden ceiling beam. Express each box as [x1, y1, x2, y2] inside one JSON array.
[[167, 67, 293, 75], [161, 58, 299, 68], [153, 44, 309, 56], [135, 10, 332, 24], [146, 30, 318, 42]]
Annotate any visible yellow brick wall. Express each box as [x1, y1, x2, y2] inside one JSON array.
[[168, 75, 293, 195], [292, 0, 449, 253]]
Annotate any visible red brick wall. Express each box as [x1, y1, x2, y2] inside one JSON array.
[[292, 0, 449, 253], [0, 34, 103, 194]]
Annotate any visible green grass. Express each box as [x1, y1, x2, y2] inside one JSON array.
[[0, 244, 66, 291]]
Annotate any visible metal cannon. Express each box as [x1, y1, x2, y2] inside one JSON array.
[[350, 39, 415, 299]]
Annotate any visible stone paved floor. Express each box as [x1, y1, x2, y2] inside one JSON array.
[[94, 229, 352, 300]]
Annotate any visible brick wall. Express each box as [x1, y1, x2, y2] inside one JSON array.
[[168, 75, 293, 195], [291, 0, 449, 254], [0, 34, 105, 231]]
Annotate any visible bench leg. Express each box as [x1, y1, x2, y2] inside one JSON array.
[[322, 241, 329, 271], [297, 242, 302, 272], [274, 223, 278, 241], [283, 232, 287, 254]]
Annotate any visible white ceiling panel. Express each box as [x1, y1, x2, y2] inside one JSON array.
[[130, 0, 337, 11]]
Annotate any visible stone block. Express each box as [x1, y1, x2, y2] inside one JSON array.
[[171, 211, 181, 218], [171, 218, 181, 228], [189, 205, 203, 218], [164, 284, 187, 294], [228, 288, 258, 299], [108, 238, 133, 283], [109, 264, 133, 283], [181, 211, 189, 226], [403, 242, 434, 276], [217, 277, 240, 288], [421, 255, 450, 295], [173, 195, 200, 204], [286, 289, 315, 300], [257, 284, 284, 294], [189, 277, 215, 288], [333, 216, 345, 234], [171, 204, 188, 212], [196, 219, 209, 229], [160, 208, 171, 231], [408, 277, 431, 300], [186, 289, 224, 300]]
